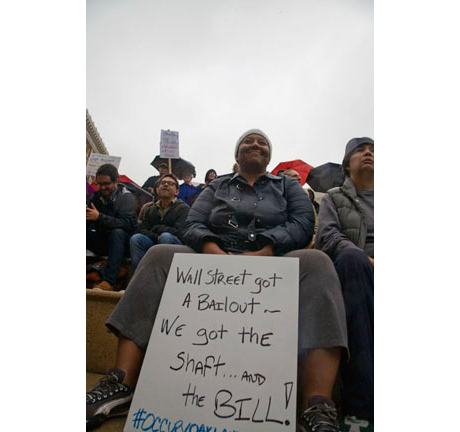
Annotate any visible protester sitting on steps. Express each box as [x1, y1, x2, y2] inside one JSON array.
[[315, 137, 374, 430], [86, 129, 348, 432], [86, 163, 137, 291], [129, 173, 189, 274]]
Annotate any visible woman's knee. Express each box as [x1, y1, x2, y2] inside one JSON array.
[[288, 249, 341, 298], [292, 249, 337, 275]]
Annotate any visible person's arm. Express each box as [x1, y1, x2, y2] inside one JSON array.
[[97, 192, 137, 233], [238, 243, 274, 256], [315, 194, 361, 260], [137, 201, 153, 222], [181, 185, 223, 252], [202, 240, 228, 255], [258, 177, 315, 255], [135, 206, 159, 242]]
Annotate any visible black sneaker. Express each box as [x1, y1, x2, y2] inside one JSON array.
[[298, 396, 339, 432], [86, 368, 133, 431]]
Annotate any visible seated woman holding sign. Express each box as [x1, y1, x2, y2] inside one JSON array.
[[86, 129, 348, 432]]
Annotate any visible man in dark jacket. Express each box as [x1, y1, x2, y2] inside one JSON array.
[[142, 163, 169, 195], [316, 137, 374, 428], [130, 173, 189, 273], [86, 163, 137, 291]]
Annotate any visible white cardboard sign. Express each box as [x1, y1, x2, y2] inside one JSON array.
[[124, 253, 299, 432], [160, 129, 180, 159], [86, 153, 122, 176]]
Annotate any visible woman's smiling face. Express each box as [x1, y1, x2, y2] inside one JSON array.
[[237, 134, 270, 172]]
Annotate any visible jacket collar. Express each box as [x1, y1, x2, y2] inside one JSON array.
[[154, 197, 177, 209], [230, 171, 282, 184], [340, 177, 358, 200], [99, 183, 125, 205]]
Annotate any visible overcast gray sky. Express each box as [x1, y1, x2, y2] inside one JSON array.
[[87, 0, 373, 186]]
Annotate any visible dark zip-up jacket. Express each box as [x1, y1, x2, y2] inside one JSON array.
[[181, 172, 315, 255], [88, 184, 137, 235], [135, 198, 190, 243]]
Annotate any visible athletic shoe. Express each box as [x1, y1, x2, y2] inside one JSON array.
[[298, 396, 339, 432], [86, 368, 133, 430]]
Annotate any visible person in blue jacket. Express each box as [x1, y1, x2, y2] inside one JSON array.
[[177, 168, 201, 206]]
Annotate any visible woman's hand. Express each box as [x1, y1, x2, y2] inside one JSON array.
[[240, 243, 274, 257], [202, 241, 228, 255]]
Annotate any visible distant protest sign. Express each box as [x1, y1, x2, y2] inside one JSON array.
[[160, 129, 180, 159], [125, 253, 299, 432], [86, 153, 122, 177]]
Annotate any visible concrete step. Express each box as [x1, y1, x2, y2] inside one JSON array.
[[86, 289, 123, 374], [87, 289, 127, 431]]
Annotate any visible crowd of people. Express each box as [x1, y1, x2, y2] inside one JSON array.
[[86, 129, 374, 432]]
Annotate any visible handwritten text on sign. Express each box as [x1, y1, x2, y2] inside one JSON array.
[[160, 129, 180, 159], [86, 153, 122, 177], [125, 254, 299, 432]]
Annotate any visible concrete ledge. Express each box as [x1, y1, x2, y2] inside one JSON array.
[[86, 289, 123, 374]]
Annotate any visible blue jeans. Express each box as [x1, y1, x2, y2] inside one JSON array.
[[334, 248, 374, 421], [130, 232, 182, 273], [86, 228, 131, 285]]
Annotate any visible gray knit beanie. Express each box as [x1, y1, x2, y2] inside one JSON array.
[[234, 129, 272, 162]]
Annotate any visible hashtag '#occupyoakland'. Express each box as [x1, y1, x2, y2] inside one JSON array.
[[132, 408, 147, 429]]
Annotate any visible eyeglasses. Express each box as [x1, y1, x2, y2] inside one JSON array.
[[158, 180, 177, 187], [97, 181, 113, 187]]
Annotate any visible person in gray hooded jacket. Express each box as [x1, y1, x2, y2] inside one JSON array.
[[316, 137, 374, 426]]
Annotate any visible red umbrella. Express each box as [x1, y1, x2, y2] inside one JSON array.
[[270, 159, 313, 186]]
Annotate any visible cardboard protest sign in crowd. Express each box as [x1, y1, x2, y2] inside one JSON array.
[[125, 254, 299, 432]]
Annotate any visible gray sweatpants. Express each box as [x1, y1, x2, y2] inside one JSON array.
[[106, 244, 347, 353]]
